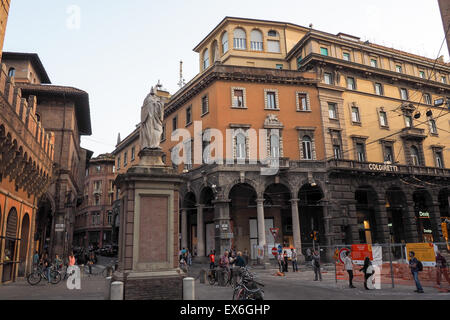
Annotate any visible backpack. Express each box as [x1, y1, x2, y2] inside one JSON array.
[[417, 260, 423, 272]]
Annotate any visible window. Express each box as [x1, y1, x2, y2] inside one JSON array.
[[411, 146, 421, 166], [186, 106, 192, 125], [384, 145, 394, 163], [320, 47, 329, 56], [375, 83, 383, 96], [333, 145, 342, 160], [429, 119, 438, 134], [276, 64, 283, 70], [423, 93, 432, 105], [131, 147, 135, 161], [172, 116, 178, 131], [324, 72, 333, 85], [117, 157, 121, 170], [201, 95, 209, 115], [356, 143, 366, 162], [370, 59, 378, 68], [107, 212, 113, 225], [203, 49, 210, 70], [441, 76, 447, 84], [328, 103, 337, 119], [96, 165, 101, 172], [8, 68, 15, 77], [396, 65, 403, 73], [267, 40, 281, 53], [270, 134, 280, 158], [400, 88, 409, 100], [268, 30, 278, 37], [235, 133, 246, 161], [161, 124, 166, 142], [232, 89, 245, 108], [265, 90, 278, 110], [250, 30, 263, 51], [419, 71, 426, 79], [347, 77, 356, 90], [302, 136, 313, 160], [297, 56, 302, 70], [297, 93, 310, 111], [124, 152, 128, 167], [343, 52, 350, 61], [234, 28, 247, 50], [351, 106, 361, 123], [221, 32, 229, 53], [379, 111, 388, 127], [435, 151, 444, 168], [404, 115, 413, 128]]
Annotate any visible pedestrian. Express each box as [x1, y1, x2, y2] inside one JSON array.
[[219, 251, 231, 279], [42, 253, 51, 283], [409, 251, 424, 293], [68, 252, 76, 267], [187, 250, 192, 266], [32, 251, 40, 270], [359, 257, 375, 290], [243, 248, 249, 265], [291, 249, 298, 272], [283, 251, 289, 273], [436, 250, 450, 288], [312, 250, 322, 281], [234, 251, 246, 268], [277, 253, 283, 273], [54, 254, 63, 272], [87, 252, 95, 276], [208, 250, 215, 269], [306, 248, 312, 261], [344, 251, 356, 288]]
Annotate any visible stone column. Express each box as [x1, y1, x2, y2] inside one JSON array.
[[290, 199, 302, 254], [213, 199, 231, 256], [181, 209, 188, 250], [376, 199, 391, 244], [430, 201, 443, 243], [404, 200, 420, 243], [256, 199, 268, 260], [196, 204, 205, 258]]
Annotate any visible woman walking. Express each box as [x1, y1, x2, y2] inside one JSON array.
[[360, 257, 375, 290], [312, 250, 322, 281]]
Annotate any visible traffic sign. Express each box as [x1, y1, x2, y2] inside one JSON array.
[[338, 248, 350, 264], [278, 244, 283, 254], [270, 228, 279, 240], [272, 247, 278, 256]]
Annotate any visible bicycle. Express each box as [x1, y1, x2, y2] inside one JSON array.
[[27, 265, 62, 286], [232, 267, 264, 300]]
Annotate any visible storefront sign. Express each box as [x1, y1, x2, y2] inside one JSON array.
[[419, 211, 430, 218], [351, 244, 373, 265], [368, 163, 399, 172], [405, 243, 436, 267]]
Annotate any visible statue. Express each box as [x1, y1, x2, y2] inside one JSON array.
[[140, 87, 164, 150]]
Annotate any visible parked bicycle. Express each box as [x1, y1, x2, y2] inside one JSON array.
[[208, 266, 239, 287], [27, 265, 62, 286], [232, 267, 264, 300]]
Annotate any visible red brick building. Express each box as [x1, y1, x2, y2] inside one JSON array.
[[74, 154, 116, 249]]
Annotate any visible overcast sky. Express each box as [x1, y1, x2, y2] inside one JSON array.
[[3, 0, 448, 157]]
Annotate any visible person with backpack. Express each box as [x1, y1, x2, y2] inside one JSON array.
[[312, 250, 322, 281], [360, 257, 375, 290], [409, 251, 424, 293]]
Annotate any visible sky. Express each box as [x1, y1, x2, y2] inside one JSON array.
[[3, 0, 448, 157]]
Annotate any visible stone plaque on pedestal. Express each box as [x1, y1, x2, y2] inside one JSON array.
[[113, 148, 184, 300]]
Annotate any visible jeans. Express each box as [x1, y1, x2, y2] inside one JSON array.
[[347, 270, 354, 286], [292, 260, 298, 272], [412, 271, 423, 291], [46, 268, 51, 283], [314, 266, 322, 281], [437, 267, 450, 286]]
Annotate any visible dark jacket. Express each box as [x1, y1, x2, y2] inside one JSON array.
[[235, 256, 246, 267]]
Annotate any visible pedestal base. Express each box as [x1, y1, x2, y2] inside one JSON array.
[[138, 148, 165, 167], [114, 270, 184, 300]]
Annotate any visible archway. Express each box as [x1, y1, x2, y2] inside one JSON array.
[[2, 208, 18, 283], [355, 186, 381, 244], [298, 184, 325, 255], [413, 189, 439, 243], [386, 187, 408, 258], [36, 195, 54, 256], [18, 214, 30, 277], [264, 183, 292, 249]]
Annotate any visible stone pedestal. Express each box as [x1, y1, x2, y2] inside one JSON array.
[[113, 148, 184, 300]]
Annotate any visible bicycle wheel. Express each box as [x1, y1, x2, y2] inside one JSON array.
[[208, 272, 216, 285], [233, 288, 246, 300], [27, 272, 42, 286], [50, 270, 62, 285], [222, 271, 229, 286]]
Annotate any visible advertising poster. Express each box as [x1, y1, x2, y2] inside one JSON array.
[[405, 243, 436, 267], [351, 244, 373, 265]]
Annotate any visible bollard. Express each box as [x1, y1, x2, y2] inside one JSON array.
[[104, 277, 112, 300], [110, 281, 124, 300], [183, 277, 195, 300], [199, 269, 207, 284]]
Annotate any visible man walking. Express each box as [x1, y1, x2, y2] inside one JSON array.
[[312, 250, 322, 281], [436, 250, 450, 288], [291, 249, 298, 272], [409, 251, 424, 293], [344, 251, 355, 288]]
